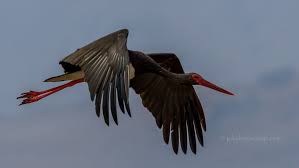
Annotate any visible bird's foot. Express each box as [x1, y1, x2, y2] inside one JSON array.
[[17, 90, 44, 105], [17, 91, 41, 99]]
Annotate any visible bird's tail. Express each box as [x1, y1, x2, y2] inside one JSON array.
[[44, 71, 85, 82]]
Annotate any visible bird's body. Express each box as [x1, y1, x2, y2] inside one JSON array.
[[18, 29, 234, 154]]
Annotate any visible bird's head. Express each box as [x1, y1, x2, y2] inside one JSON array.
[[191, 73, 234, 95]]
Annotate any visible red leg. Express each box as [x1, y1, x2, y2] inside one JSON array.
[[18, 79, 84, 105]]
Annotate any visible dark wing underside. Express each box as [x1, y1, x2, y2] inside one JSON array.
[[130, 53, 206, 154], [60, 29, 131, 125]]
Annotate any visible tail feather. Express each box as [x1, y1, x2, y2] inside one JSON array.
[[44, 71, 85, 82]]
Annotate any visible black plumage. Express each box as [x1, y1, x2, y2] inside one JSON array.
[[19, 29, 234, 154]]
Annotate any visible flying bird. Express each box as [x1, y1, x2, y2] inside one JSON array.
[[18, 29, 234, 154]]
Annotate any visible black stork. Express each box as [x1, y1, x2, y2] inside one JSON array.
[[18, 29, 234, 154]]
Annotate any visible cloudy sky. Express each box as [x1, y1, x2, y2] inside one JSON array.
[[1, 0, 298, 167]]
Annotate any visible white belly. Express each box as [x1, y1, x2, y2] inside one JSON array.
[[53, 63, 136, 82], [128, 63, 135, 80]]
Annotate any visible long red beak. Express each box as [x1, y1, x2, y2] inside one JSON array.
[[199, 78, 234, 95]]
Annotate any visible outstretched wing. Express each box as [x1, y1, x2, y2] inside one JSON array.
[[60, 29, 131, 125], [130, 53, 206, 154]]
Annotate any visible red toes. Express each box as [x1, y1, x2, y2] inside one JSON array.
[[17, 91, 41, 99], [17, 90, 43, 105], [19, 95, 42, 106]]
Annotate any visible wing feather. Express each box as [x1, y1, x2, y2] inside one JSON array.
[[102, 84, 110, 126], [110, 78, 118, 125], [116, 73, 125, 113], [130, 52, 206, 154], [186, 101, 197, 154], [180, 107, 188, 154], [171, 117, 179, 154], [60, 29, 130, 125]]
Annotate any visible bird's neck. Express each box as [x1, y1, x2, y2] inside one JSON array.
[[128, 50, 192, 85], [159, 69, 192, 85]]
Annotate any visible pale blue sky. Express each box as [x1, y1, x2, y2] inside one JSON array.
[[0, 0, 298, 167]]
